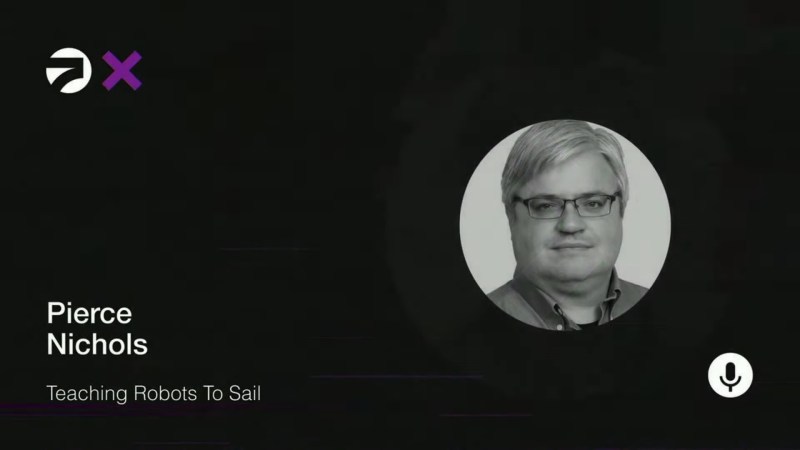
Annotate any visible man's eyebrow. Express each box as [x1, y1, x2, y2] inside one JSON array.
[[526, 191, 613, 199]]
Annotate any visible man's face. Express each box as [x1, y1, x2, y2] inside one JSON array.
[[509, 151, 623, 284]]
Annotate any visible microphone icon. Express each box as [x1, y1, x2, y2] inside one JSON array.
[[719, 362, 742, 392], [709, 353, 752, 398]]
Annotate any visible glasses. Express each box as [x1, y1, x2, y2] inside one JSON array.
[[515, 192, 621, 219]]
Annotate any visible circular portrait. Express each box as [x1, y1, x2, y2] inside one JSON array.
[[460, 119, 670, 331]]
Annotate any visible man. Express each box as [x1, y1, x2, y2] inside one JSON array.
[[488, 120, 648, 331]]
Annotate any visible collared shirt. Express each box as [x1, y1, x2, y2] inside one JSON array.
[[487, 268, 648, 331]]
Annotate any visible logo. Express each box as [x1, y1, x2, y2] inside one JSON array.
[[46, 48, 92, 94], [708, 352, 753, 398], [102, 51, 142, 91]]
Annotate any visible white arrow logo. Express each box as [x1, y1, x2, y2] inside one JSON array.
[[46, 48, 92, 94]]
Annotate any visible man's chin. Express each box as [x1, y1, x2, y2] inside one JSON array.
[[547, 272, 594, 283], [540, 263, 603, 283]]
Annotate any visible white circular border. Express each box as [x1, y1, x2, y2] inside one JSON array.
[[459, 122, 671, 293]]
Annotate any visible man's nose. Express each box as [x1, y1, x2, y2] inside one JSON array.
[[555, 201, 587, 233]]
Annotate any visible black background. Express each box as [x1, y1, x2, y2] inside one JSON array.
[[3, 1, 800, 448]]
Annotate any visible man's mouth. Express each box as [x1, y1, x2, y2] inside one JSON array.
[[551, 243, 593, 250]]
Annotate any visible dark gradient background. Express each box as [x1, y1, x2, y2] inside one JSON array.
[[2, 2, 800, 449]]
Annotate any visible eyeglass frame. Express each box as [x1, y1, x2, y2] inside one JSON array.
[[513, 191, 622, 219]]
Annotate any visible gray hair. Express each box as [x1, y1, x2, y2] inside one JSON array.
[[501, 120, 629, 218]]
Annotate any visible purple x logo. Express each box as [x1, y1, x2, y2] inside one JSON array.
[[102, 51, 142, 91]]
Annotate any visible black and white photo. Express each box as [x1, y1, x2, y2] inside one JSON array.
[[461, 120, 670, 331]]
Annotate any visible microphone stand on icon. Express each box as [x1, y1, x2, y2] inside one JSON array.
[[720, 362, 742, 392]]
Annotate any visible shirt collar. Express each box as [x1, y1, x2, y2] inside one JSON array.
[[510, 268, 622, 330]]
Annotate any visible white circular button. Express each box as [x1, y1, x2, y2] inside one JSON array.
[[556, 324, 563, 330], [708, 352, 753, 398]]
